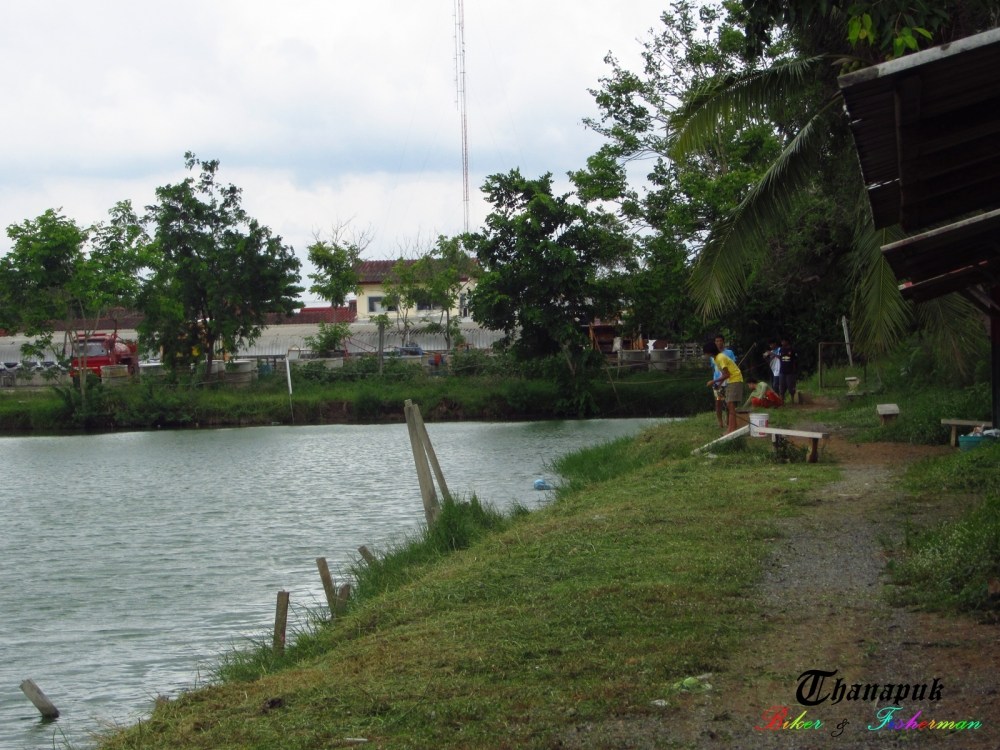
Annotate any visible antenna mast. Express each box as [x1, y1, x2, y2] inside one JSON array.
[[454, 0, 470, 232]]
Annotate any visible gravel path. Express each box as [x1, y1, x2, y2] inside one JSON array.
[[560, 425, 999, 749]]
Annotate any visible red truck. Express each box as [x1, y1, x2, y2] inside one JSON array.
[[70, 333, 140, 380]]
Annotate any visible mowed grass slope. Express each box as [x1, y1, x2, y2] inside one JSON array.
[[98, 416, 836, 750]]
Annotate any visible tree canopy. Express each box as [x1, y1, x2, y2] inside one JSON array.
[[0, 203, 146, 400], [466, 169, 636, 364], [140, 153, 302, 377], [578, 0, 997, 369]]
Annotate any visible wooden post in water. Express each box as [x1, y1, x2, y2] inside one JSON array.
[[411, 402, 451, 500], [358, 545, 375, 564], [316, 557, 337, 618], [20, 679, 59, 719], [404, 399, 441, 524], [273, 590, 290, 655]]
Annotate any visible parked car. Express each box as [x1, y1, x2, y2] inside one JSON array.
[[392, 345, 424, 357]]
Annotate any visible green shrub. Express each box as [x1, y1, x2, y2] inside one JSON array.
[[448, 348, 506, 377]]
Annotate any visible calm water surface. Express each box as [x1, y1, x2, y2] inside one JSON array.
[[1, 418, 664, 749]]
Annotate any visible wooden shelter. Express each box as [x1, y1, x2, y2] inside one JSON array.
[[839, 27, 1000, 427]]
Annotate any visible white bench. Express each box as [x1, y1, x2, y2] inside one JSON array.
[[756, 427, 829, 463], [941, 418, 993, 447], [876, 403, 899, 425]]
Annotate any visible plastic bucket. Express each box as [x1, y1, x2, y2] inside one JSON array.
[[750, 413, 769, 437], [959, 434, 997, 452]]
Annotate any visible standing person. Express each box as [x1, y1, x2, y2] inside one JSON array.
[[778, 337, 799, 403], [709, 334, 735, 429], [704, 340, 744, 434], [764, 340, 781, 391]]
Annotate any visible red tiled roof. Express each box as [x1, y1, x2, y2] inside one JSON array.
[[354, 258, 477, 284], [355, 260, 413, 284]]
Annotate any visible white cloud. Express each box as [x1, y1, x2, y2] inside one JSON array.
[[0, 0, 664, 304]]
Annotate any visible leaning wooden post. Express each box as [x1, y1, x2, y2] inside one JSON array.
[[20, 679, 59, 720], [273, 590, 290, 655], [358, 545, 376, 564], [316, 557, 338, 617], [411, 402, 451, 500], [335, 583, 352, 616], [404, 400, 439, 524]]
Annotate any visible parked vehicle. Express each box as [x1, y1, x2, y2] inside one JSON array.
[[70, 333, 139, 379], [392, 345, 424, 357]]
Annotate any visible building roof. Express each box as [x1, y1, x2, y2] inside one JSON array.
[[839, 27, 1000, 306], [355, 260, 410, 284], [839, 26, 1000, 233], [354, 259, 476, 285], [882, 208, 1000, 309]]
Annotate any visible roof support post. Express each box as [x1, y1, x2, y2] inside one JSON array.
[[992, 284, 1000, 429]]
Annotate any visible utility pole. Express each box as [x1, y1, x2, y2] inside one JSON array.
[[454, 0, 470, 232]]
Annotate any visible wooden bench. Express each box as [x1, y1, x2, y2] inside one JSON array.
[[755, 427, 829, 463], [941, 418, 993, 447], [876, 403, 899, 425]]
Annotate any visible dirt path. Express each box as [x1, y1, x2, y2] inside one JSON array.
[[560, 415, 999, 749], [673, 432, 1000, 749]]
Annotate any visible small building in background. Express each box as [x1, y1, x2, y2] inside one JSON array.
[[355, 260, 474, 322]]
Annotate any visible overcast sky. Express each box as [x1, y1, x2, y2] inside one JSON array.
[[0, 1, 665, 304]]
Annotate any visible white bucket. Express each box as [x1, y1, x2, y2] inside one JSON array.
[[749, 413, 769, 437]]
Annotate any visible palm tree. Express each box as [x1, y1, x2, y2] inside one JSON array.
[[667, 4, 990, 359]]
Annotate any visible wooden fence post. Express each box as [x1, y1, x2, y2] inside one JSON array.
[[404, 400, 440, 524], [316, 557, 337, 617], [358, 545, 376, 564], [20, 679, 59, 719], [335, 583, 352, 616], [273, 590, 290, 655], [411, 401, 451, 500]]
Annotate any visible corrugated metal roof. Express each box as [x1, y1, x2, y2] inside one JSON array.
[[839, 27, 1000, 232], [0, 323, 507, 363], [881, 208, 1000, 305]]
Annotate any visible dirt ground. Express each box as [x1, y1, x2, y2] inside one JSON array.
[[560, 404, 999, 749]]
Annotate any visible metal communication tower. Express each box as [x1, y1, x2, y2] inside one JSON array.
[[454, 0, 470, 232]]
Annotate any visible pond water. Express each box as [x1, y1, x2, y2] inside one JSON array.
[[0, 418, 665, 749]]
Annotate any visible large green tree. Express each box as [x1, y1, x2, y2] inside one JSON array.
[[579, 0, 995, 373], [307, 224, 369, 307], [667, 0, 997, 360], [141, 153, 302, 378], [466, 169, 636, 370], [577, 1, 840, 352], [0, 203, 146, 402]]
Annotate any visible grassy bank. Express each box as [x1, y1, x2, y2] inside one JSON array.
[[96, 413, 836, 749], [0, 364, 707, 432]]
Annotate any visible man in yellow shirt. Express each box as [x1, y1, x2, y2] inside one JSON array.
[[704, 341, 744, 434]]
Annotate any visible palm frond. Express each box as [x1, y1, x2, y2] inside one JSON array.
[[669, 55, 830, 159], [912, 293, 987, 379], [688, 97, 840, 316], [848, 214, 911, 355]]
